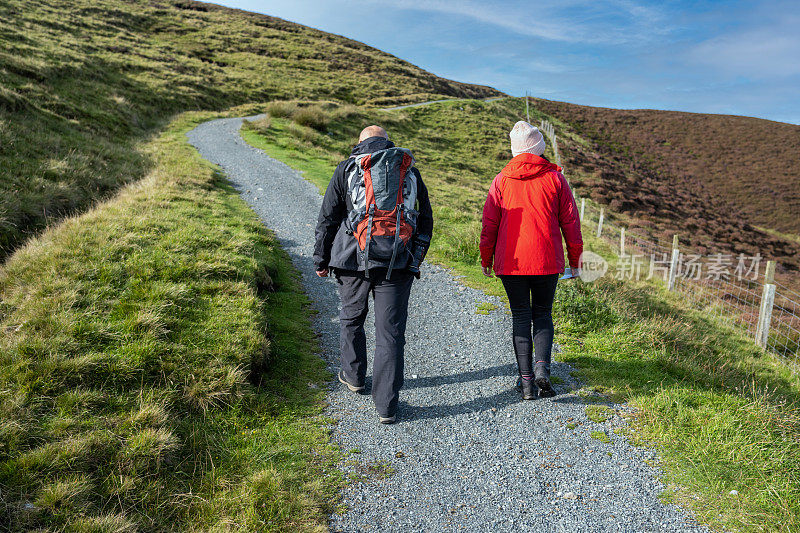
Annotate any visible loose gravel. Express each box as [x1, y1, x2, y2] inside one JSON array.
[[187, 116, 709, 533]]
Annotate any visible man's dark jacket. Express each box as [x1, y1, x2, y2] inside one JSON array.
[[314, 136, 433, 273]]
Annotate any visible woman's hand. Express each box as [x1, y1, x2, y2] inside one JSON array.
[[482, 266, 493, 278]]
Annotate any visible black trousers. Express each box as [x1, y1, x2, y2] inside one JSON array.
[[499, 274, 559, 380], [336, 269, 414, 417]]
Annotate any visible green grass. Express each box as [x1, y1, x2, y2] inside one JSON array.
[[475, 302, 498, 315], [0, 112, 341, 532], [585, 405, 615, 423], [242, 98, 800, 531], [0, 0, 500, 259], [556, 276, 800, 531], [590, 431, 611, 444]]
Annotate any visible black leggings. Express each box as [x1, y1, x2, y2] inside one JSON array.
[[500, 274, 559, 379]]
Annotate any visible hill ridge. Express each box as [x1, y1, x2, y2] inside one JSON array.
[[0, 0, 501, 259]]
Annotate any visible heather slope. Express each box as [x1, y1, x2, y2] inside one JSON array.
[[532, 99, 800, 277]]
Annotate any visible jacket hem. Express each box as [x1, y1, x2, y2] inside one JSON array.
[[493, 269, 564, 276]]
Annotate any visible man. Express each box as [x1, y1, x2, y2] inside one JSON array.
[[314, 125, 433, 424]]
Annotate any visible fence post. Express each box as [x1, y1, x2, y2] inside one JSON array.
[[620, 227, 626, 256], [596, 208, 604, 238], [755, 260, 777, 349], [580, 198, 585, 222], [525, 91, 530, 123], [553, 135, 561, 166], [667, 235, 680, 291]]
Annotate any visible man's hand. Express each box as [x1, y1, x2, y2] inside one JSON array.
[[563, 267, 581, 280], [482, 266, 493, 278], [316, 269, 329, 278]]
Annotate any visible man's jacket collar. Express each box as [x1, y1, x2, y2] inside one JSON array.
[[351, 136, 395, 156]]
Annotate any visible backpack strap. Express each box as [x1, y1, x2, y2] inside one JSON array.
[[364, 205, 374, 280], [386, 204, 404, 278], [386, 153, 413, 278], [361, 154, 374, 279]]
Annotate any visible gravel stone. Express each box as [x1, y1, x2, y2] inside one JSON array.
[[187, 116, 710, 532]]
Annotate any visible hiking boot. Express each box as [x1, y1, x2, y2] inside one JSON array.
[[515, 377, 537, 400], [536, 377, 556, 398], [379, 414, 396, 424], [338, 370, 364, 393]]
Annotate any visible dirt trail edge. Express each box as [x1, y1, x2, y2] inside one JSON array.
[[187, 116, 708, 533]]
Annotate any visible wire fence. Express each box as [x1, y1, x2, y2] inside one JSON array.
[[539, 119, 800, 365]]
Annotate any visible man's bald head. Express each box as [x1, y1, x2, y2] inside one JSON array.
[[359, 125, 389, 143]]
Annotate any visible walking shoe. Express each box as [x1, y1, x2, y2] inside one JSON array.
[[379, 414, 396, 424], [338, 370, 364, 393], [515, 377, 536, 400], [536, 377, 556, 398]]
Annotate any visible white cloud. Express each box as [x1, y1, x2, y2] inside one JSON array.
[[689, 27, 800, 78], [375, 0, 672, 45]]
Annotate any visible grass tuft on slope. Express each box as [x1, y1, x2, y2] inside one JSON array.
[[242, 99, 800, 531], [0, 111, 339, 532]]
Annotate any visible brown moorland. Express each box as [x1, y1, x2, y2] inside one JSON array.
[[533, 98, 800, 280]]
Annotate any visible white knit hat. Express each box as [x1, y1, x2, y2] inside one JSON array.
[[509, 121, 546, 157]]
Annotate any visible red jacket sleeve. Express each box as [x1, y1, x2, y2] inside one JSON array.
[[556, 173, 583, 269], [480, 175, 503, 268]]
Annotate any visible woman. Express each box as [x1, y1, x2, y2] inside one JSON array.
[[480, 121, 583, 400]]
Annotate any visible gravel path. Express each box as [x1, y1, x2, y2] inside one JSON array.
[[187, 117, 708, 533]]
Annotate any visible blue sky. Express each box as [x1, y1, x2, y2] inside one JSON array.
[[215, 0, 800, 124]]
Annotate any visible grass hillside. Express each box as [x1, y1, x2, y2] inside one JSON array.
[[1, 110, 341, 531], [4, 0, 799, 530], [0, 1, 502, 530], [242, 99, 800, 531], [0, 0, 501, 258], [531, 99, 800, 278]]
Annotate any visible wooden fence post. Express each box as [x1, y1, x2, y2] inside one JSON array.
[[525, 91, 530, 123], [580, 198, 585, 222], [756, 260, 777, 349], [667, 235, 680, 291], [596, 208, 604, 238], [553, 135, 561, 166], [620, 227, 626, 256]]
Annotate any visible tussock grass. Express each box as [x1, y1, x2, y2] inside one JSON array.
[[243, 98, 800, 531], [265, 101, 298, 119], [293, 106, 330, 132], [0, 112, 339, 531]]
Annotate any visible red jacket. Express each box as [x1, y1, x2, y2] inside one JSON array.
[[480, 153, 583, 276]]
